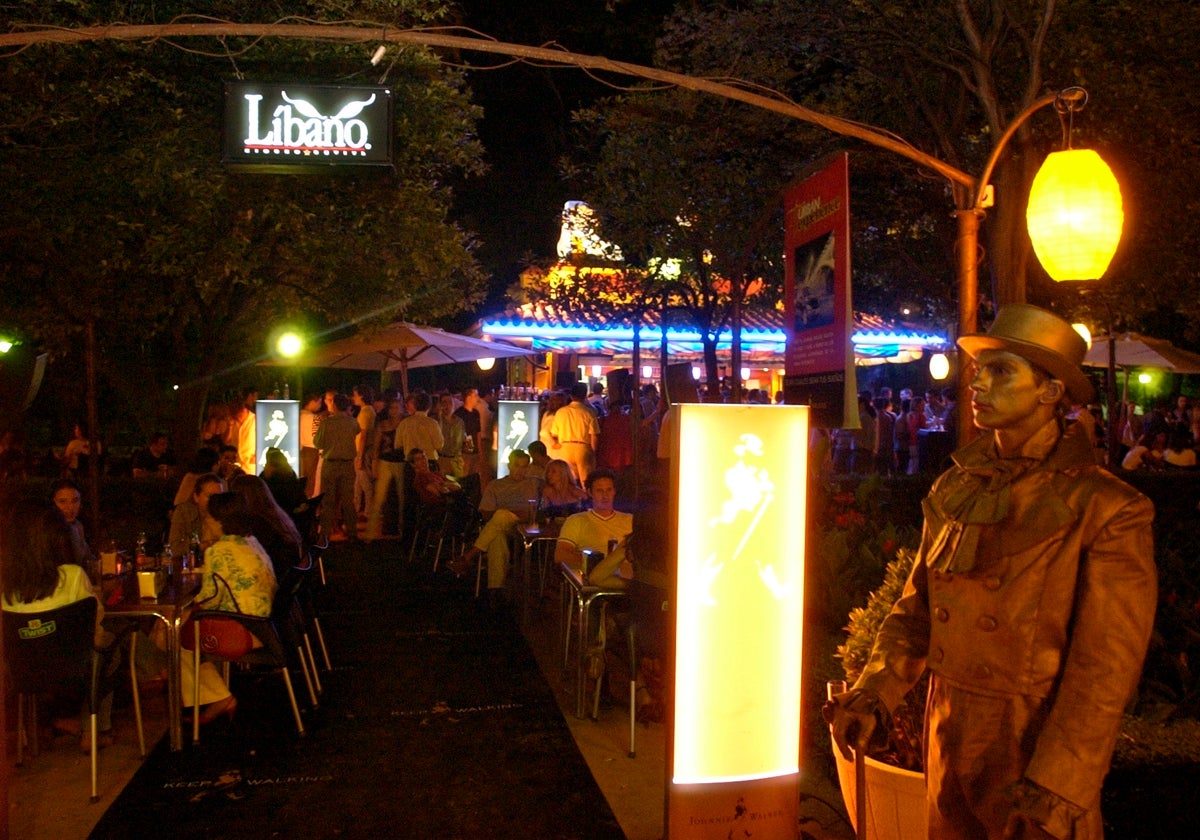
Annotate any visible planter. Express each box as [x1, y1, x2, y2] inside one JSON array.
[[830, 734, 927, 840]]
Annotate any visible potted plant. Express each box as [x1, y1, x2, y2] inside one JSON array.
[[830, 546, 928, 840]]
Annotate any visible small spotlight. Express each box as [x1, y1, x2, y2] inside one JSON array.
[[370, 45, 387, 66]]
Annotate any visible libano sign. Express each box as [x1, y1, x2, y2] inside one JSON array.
[[223, 81, 394, 172]]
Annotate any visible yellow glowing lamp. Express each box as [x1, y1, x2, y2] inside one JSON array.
[[928, 352, 950, 381], [1026, 148, 1123, 281]]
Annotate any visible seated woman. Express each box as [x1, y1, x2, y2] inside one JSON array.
[[51, 478, 92, 568], [168, 473, 225, 558], [1122, 431, 1167, 471], [260, 446, 303, 513], [183, 492, 280, 724], [540, 458, 588, 521], [2, 499, 118, 751], [1164, 427, 1197, 467], [229, 473, 304, 567]]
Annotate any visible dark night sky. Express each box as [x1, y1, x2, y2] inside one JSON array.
[[449, 0, 676, 316]]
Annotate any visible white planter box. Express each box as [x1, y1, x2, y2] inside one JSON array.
[[831, 734, 928, 840]]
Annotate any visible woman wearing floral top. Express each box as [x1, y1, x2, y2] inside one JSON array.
[[200, 492, 278, 618], [181, 492, 277, 724]]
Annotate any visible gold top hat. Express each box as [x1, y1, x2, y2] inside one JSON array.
[[957, 303, 1095, 404]]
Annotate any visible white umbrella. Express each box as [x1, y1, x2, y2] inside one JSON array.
[[1083, 333, 1200, 374], [287, 322, 531, 393]]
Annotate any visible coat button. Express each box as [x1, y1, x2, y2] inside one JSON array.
[[977, 615, 998, 632], [983, 576, 1001, 590], [975, 663, 992, 679], [935, 607, 950, 622], [931, 647, 944, 663]]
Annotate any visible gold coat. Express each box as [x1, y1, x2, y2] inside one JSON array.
[[856, 420, 1156, 839]]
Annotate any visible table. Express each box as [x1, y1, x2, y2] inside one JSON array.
[[557, 561, 626, 719], [103, 571, 202, 751]]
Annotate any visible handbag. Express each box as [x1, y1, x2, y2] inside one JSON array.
[[181, 572, 256, 659]]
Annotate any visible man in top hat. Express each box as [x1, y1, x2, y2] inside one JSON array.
[[827, 304, 1156, 839]]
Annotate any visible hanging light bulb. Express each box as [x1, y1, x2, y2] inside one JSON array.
[[1026, 148, 1124, 281], [929, 352, 951, 381], [476, 357, 495, 371]]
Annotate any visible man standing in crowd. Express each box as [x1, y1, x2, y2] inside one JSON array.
[[352, 384, 377, 519], [827, 304, 1156, 839], [395, 391, 444, 468], [551, 382, 601, 484], [455, 388, 484, 479], [315, 393, 360, 542], [231, 387, 258, 475], [299, 391, 323, 497], [435, 393, 466, 478]]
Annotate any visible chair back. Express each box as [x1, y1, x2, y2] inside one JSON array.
[[3, 598, 98, 694], [291, 494, 325, 547]]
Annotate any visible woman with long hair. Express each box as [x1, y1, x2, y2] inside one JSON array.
[[2, 499, 116, 750], [229, 473, 304, 565], [540, 458, 588, 520]]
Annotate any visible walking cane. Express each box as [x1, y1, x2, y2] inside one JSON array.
[[854, 738, 868, 840]]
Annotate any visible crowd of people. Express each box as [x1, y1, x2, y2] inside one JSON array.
[[820, 386, 958, 476]]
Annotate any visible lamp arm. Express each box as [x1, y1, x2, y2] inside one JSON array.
[[971, 91, 1060, 211]]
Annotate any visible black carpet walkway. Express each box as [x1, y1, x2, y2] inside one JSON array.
[[88, 540, 623, 839]]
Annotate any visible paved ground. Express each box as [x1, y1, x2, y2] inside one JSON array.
[[5, 539, 856, 839]]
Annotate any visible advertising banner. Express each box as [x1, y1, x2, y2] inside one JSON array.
[[667, 404, 808, 838], [254, 400, 300, 476], [782, 153, 857, 429], [223, 82, 394, 172], [497, 401, 540, 478]]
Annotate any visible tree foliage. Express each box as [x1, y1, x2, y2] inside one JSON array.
[[569, 0, 1200, 357], [0, 0, 487, 448]]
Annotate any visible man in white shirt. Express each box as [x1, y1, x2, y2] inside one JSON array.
[[551, 382, 601, 484]]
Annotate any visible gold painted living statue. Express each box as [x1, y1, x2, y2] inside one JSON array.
[[827, 304, 1157, 839]]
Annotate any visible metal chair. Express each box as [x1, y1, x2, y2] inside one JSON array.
[[3, 599, 105, 802], [186, 595, 308, 744]]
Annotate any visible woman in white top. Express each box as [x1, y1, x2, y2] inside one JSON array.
[[2, 499, 116, 749]]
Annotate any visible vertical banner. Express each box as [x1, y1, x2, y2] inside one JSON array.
[[667, 404, 808, 839], [254, 400, 300, 476], [783, 152, 857, 429], [497, 400, 540, 477]]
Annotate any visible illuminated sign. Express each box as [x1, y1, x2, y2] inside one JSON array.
[[223, 82, 394, 171], [668, 404, 808, 838], [254, 400, 300, 476], [497, 401, 540, 478]]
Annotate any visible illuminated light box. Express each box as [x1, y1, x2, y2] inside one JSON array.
[[254, 400, 300, 476], [668, 403, 808, 838], [497, 401, 540, 478], [223, 81, 394, 172]]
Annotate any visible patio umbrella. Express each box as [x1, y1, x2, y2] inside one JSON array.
[[287, 322, 531, 393], [1083, 333, 1200, 374]]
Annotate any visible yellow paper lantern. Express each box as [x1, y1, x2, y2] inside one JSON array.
[[929, 352, 951, 381], [1026, 148, 1124, 281]]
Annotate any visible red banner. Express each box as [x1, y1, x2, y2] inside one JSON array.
[[782, 153, 856, 428]]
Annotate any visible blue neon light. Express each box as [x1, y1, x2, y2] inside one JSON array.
[[481, 320, 945, 350]]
